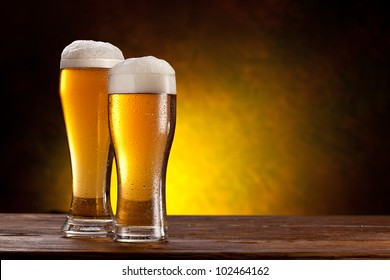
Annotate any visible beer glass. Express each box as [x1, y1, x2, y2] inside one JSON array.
[[60, 40, 124, 237], [108, 56, 176, 242]]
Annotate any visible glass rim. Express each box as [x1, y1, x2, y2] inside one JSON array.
[[60, 58, 124, 69]]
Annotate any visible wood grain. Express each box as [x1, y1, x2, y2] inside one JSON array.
[[1, 214, 390, 259]]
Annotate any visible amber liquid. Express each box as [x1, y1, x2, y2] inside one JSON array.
[[60, 68, 113, 219], [109, 93, 176, 227], [69, 197, 111, 219], [115, 199, 155, 226]]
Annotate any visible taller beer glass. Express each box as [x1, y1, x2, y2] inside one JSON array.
[[60, 40, 124, 237], [108, 56, 176, 242]]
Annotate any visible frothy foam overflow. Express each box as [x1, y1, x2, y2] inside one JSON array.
[[108, 56, 176, 94], [60, 40, 124, 69]]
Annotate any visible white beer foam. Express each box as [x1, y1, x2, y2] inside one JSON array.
[[108, 56, 176, 94], [60, 40, 124, 69]]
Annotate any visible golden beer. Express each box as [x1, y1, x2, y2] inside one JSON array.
[[60, 68, 112, 218], [108, 56, 176, 242], [60, 40, 124, 237], [109, 94, 176, 226]]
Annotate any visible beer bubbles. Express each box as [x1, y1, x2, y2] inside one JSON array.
[[108, 56, 176, 94], [108, 56, 176, 241], [60, 40, 124, 238], [60, 40, 124, 69]]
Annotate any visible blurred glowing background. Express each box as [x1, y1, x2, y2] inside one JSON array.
[[1, 0, 389, 214]]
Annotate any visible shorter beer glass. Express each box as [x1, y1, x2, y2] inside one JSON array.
[[108, 56, 176, 242], [60, 40, 124, 237]]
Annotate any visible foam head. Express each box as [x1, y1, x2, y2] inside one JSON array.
[[60, 40, 124, 69], [108, 56, 176, 94]]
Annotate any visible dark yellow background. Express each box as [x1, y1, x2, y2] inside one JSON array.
[[1, 0, 389, 214]]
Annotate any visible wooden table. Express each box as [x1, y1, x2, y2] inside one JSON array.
[[1, 214, 390, 259]]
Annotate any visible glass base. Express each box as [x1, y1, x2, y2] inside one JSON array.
[[62, 216, 114, 238], [114, 225, 167, 242]]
